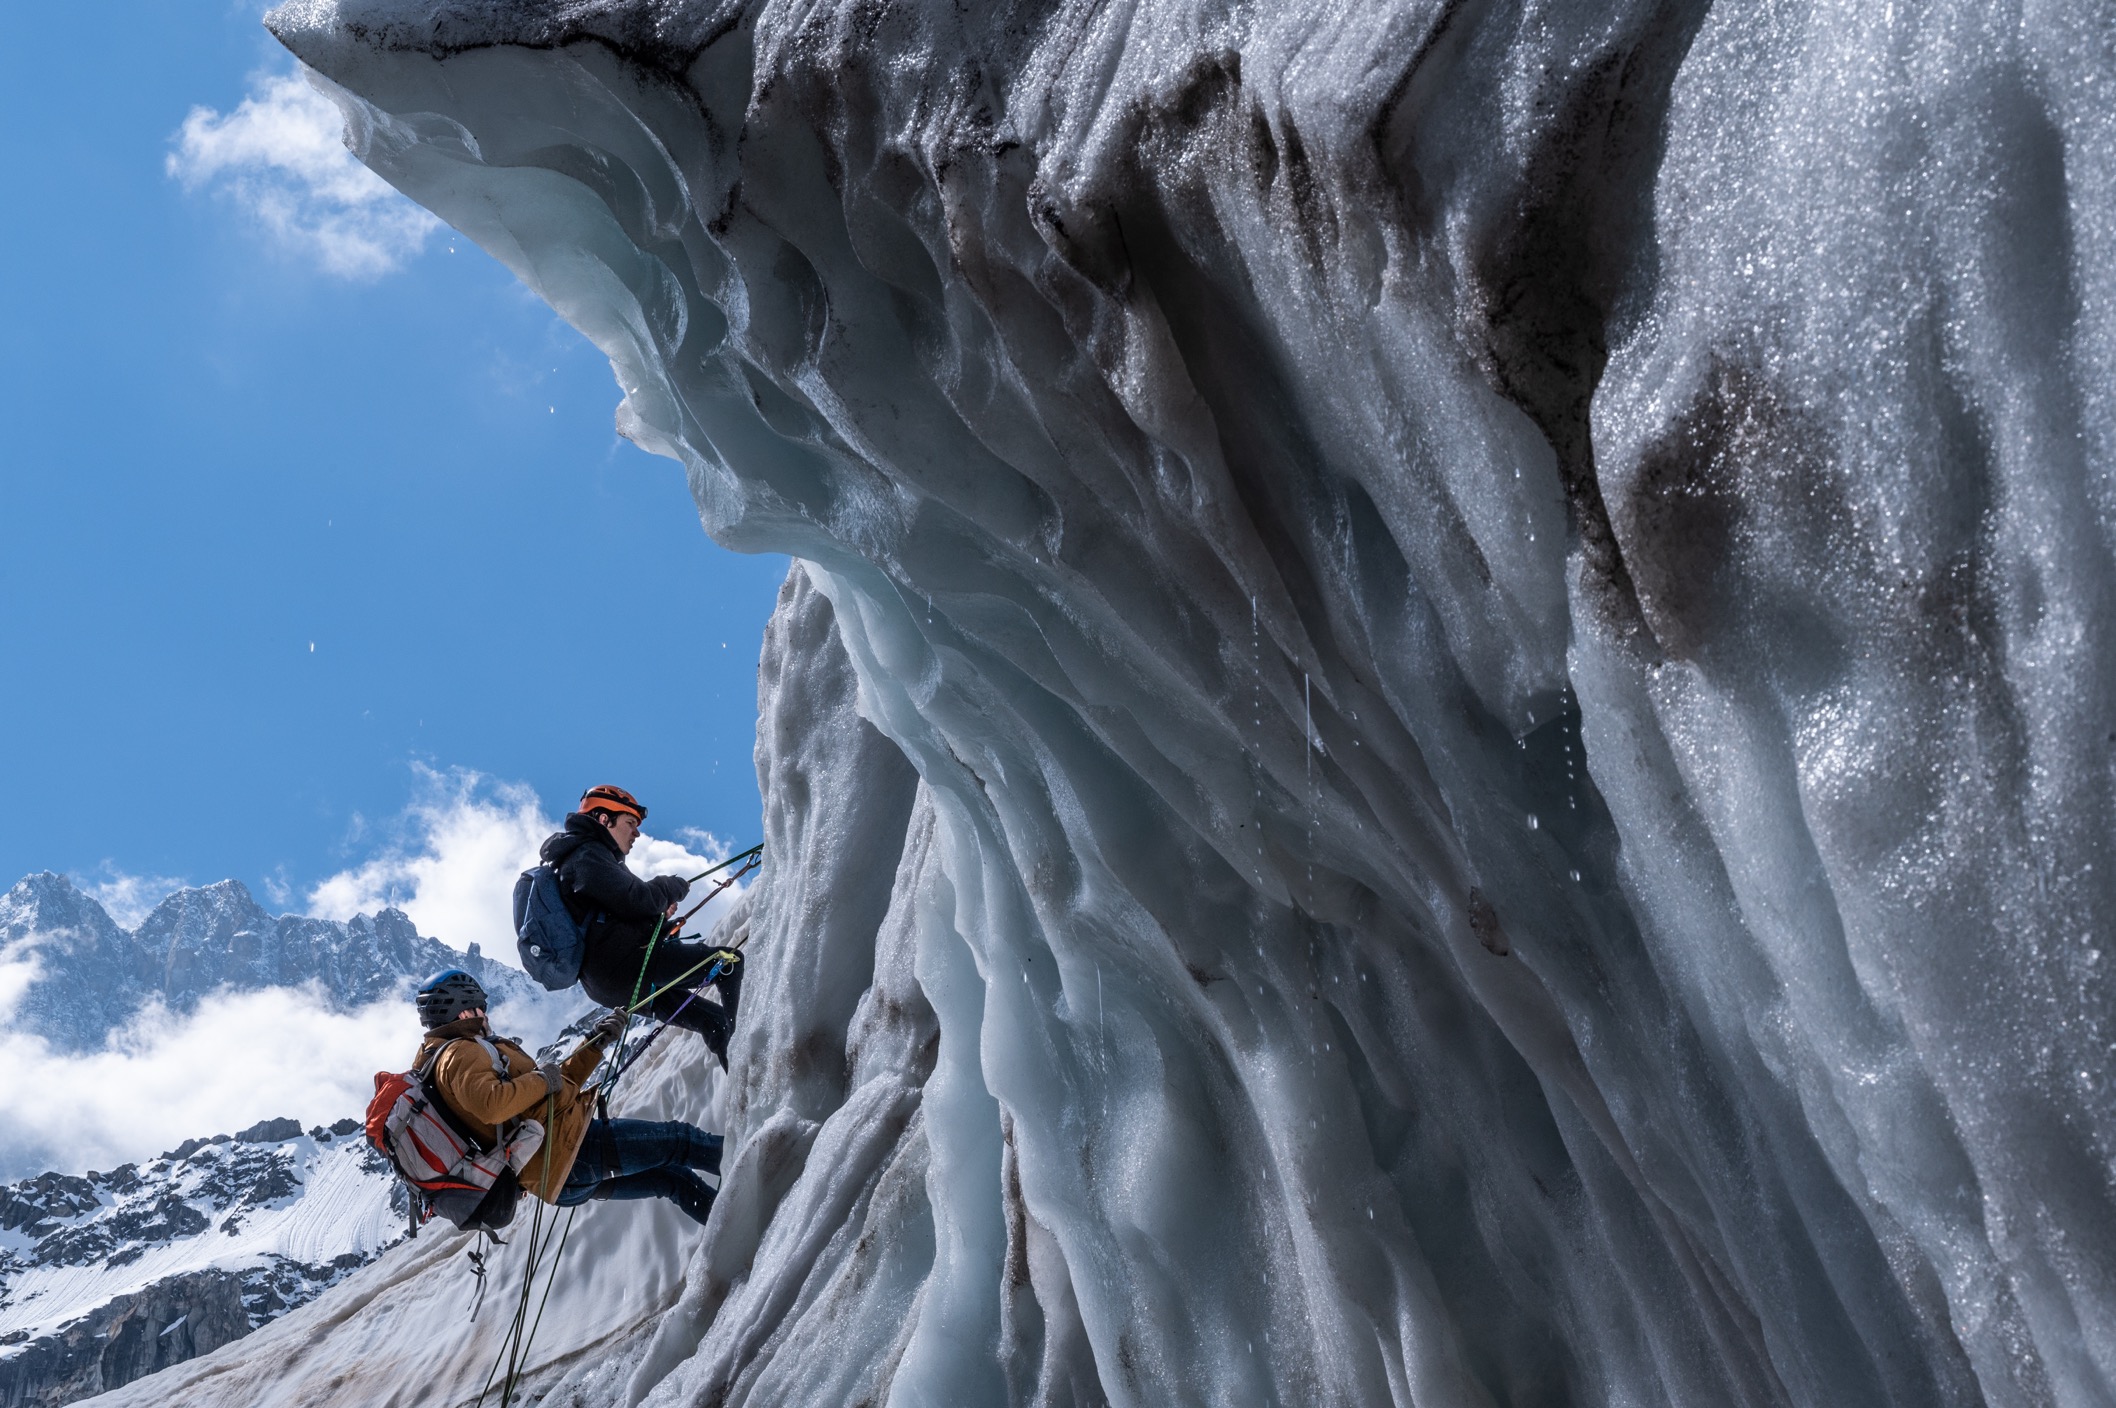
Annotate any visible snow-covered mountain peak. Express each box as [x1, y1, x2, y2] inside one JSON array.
[[134, 877, 271, 944], [0, 872, 540, 1054], [0, 873, 125, 947]]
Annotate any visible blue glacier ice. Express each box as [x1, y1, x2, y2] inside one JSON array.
[[121, 0, 2116, 1403]]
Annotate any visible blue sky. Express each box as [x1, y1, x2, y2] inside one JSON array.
[[0, 2, 786, 926]]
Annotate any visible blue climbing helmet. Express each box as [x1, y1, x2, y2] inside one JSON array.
[[415, 969, 487, 1029]]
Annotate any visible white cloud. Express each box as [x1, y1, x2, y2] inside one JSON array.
[[308, 767, 550, 957], [0, 770, 741, 1178], [306, 768, 747, 961], [633, 829, 746, 891], [167, 64, 440, 279], [0, 986, 409, 1181], [75, 867, 188, 930], [0, 952, 41, 1025]]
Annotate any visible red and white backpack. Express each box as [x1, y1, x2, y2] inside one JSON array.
[[366, 1037, 547, 1234]]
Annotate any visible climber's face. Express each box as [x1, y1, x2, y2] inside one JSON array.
[[607, 812, 640, 855]]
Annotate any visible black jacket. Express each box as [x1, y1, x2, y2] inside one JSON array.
[[540, 814, 689, 1003]]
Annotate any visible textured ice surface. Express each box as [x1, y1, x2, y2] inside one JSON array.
[[233, 1, 2116, 1403]]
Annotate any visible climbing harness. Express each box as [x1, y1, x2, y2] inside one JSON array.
[[601, 912, 669, 1126], [603, 954, 733, 1089], [602, 935, 749, 1113]]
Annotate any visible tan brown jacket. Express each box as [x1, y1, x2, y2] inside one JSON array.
[[417, 1019, 611, 1202]]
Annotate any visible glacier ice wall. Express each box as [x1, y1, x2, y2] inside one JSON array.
[[260, 1, 2115, 1404]]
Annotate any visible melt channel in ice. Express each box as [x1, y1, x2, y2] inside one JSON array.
[[150, 0, 2116, 1403]]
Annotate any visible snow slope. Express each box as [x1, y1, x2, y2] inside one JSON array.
[[0, 1124, 400, 1348], [132, 2, 2116, 1404], [0, 1119, 402, 1405]]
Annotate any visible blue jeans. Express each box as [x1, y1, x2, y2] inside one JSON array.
[[557, 1118, 723, 1225]]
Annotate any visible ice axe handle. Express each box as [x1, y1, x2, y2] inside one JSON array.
[[685, 844, 762, 885], [674, 852, 760, 928]]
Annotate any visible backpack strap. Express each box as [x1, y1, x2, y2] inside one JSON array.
[[412, 1038, 452, 1083], [551, 854, 608, 935], [417, 1038, 496, 1155], [474, 1038, 545, 1145]]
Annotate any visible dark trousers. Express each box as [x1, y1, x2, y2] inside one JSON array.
[[558, 1118, 724, 1225], [582, 936, 743, 1058]]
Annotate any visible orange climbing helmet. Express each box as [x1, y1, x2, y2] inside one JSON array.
[[579, 784, 646, 823]]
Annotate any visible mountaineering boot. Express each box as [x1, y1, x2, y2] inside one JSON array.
[[673, 1171, 716, 1224], [698, 958, 743, 1070], [592, 1168, 715, 1225]]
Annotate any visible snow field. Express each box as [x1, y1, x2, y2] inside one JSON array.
[[0, 1134, 398, 1347]]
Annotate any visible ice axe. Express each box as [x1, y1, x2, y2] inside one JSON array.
[[670, 843, 762, 930]]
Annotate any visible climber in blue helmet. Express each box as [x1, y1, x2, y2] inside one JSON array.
[[410, 969, 724, 1224]]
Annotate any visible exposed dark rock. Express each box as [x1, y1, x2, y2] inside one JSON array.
[[0, 1176, 98, 1236], [163, 1136, 228, 1162], [233, 1118, 302, 1145], [0, 1269, 250, 1408], [239, 1162, 300, 1208], [110, 1193, 210, 1245]]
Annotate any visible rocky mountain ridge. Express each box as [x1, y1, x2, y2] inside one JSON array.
[[0, 871, 537, 1052], [0, 1118, 403, 1408]]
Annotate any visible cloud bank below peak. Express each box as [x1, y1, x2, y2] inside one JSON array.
[[0, 985, 407, 1181]]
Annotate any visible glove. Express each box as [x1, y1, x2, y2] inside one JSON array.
[[587, 1010, 628, 1048], [650, 875, 691, 908], [536, 1060, 566, 1096]]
